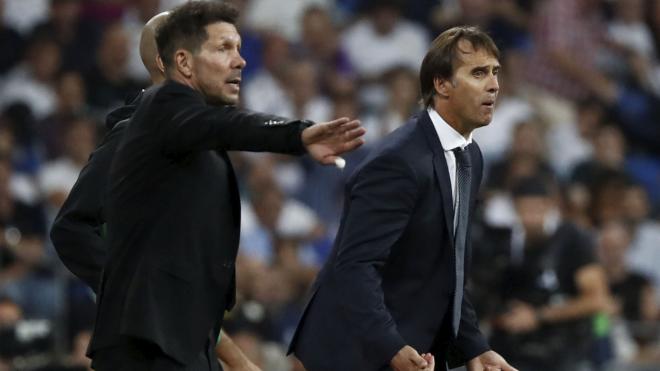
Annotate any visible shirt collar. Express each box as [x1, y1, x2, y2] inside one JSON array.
[[427, 107, 472, 152]]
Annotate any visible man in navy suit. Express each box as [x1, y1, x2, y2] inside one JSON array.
[[289, 26, 518, 371]]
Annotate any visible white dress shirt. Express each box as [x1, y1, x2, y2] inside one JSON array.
[[427, 107, 473, 216]]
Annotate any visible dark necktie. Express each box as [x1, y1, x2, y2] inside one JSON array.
[[452, 146, 472, 336]]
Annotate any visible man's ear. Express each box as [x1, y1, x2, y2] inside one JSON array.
[[156, 55, 165, 74], [174, 49, 193, 78], [433, 76, 452, 99]]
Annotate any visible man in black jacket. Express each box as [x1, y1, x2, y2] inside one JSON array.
[[50, 11, 266, 371], [58, 3, 363, 370]]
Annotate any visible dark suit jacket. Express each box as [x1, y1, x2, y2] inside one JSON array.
[[88, 80, 311, 365], [50, 94, 139, 292], [289, 111, 489, 371]]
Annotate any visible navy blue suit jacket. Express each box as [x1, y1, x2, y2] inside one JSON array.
[[289, 111, 490, 370]]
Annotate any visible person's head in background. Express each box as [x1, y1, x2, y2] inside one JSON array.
[[62, 116, 96, 166], [385, 67, 420, 119], [420, 25, 500, 137], [510, 120, 545, 158], [622, 182, 653, 225], [24, 34, 61, 84], [259, 31, 290, 81], [503, 121, 548, 188], [156, 1, 246, 105], [593, 124, 626, 169], [597, 219, 658, 322], [512, 176, 559, 240], [285, 58, 322, 116], [575, 97, 605, 140], [139, 11, 169, 85], [96, 23, 130, 82], [55, 71, 86, 116], [597, 220, 632, 276], [589, 172, 629, 227], [301, 6, 338, 61], [0, 297, 22, 329], [49, 0, 82, 31], [365, 0, 403, 35]]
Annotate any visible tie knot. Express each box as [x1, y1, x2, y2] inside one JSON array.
[[453, 146, 472, 167]]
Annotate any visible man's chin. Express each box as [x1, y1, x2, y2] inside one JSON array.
[[476, 119, 492, 128], [209, 94, 240, 106]]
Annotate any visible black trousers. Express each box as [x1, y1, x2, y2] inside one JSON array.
[[91, 335, 220, 371]]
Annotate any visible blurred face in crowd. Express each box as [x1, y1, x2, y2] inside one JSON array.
[[188, 22, 246, 105], [261, 32, 289, 74], [65, 119, 96, 165], [511, 122, 544, 157], [435, 39, 499, 136], [593, 180, 627, 225], [594, 125, 625, 168], [288, 60, 319, 107], [252, 187, 283, 231], [577, 102, 604, 138], [514, 195, 554, 238], [372, 5, 399, 35], [98, 23, 130, 77], [57, 71, 86, 114], [0, 300, 22, 329], [597, 221, 631, 269], [28, 40, 61, 82], [622, 185, 650, 223], [302, 8, 336, 58], [52, 0, 82, 27], [388, 68, 419, 112]]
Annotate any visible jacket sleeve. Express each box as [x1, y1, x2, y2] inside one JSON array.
[[330, 154, 417, 367], [50, 122, 127, 292], [155, 86, 312, 155], [446, 290, 491, 368]]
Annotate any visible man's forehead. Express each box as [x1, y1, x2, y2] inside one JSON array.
[[205, 21, 241, 40], [455, 42, 499, 68]]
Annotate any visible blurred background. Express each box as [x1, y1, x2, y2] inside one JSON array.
[[0, 0, 658, 370]]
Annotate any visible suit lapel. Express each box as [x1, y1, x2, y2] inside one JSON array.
[[418, 112, 455, 242]]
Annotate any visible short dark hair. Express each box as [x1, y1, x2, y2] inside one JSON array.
[[419, 26, 499, 107], [156, 1, 239, 70]]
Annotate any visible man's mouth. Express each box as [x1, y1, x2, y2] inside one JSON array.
[[227, 78, 241, 86]]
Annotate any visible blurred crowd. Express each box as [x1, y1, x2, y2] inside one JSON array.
[[0, 0, 659, 370]]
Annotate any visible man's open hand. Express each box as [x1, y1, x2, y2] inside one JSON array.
[[302, 117, 365, 165]]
